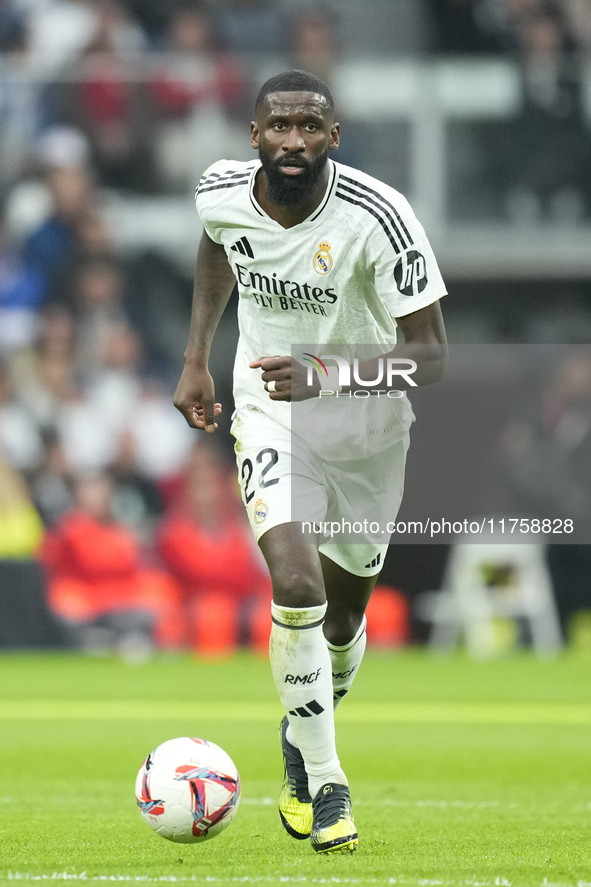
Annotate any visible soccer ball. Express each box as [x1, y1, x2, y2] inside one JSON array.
[[135, 737, 241, 843]]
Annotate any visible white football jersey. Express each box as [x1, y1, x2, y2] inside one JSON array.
[[195, 157, 447, 440]]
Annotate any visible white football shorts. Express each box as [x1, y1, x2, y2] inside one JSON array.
[[231, 407, 409, 577]]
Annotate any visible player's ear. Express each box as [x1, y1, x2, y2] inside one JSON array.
[[250, 121, 260, 150], [329, 122, 340, 152]]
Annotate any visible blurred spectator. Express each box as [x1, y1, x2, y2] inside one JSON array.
[[158, 442, 267, 601], [35, 125, 91, 172], [158, 442, 271, 649], [561, 0, 591, 53], [119, 0, 169, 46], [0, 358, 44, 472], [427, 0, 508, 53], [286, 6, 361, 169], [109, 427, 164, 536], [67, 256, 130, 379], [24, 0, 145, 73], [47, 210, 122, 321], [87, 0, 146, 55], [0, 29, 39, 188], [12, 259, 195, 482], [63, 2, 155, 192], [546, 545, 591, 644], [0, 206, 47, 355], [79, 324, 194, 497], [54, 389, 120, 472], [41, 209, 115, 311], [124, 377, 196, 484], [21, 281, 134, 476], [493, 350, 591, 635], [48, 342, 194, 482], [151, 3, 244, 117], [0, 458, 44, 558], [497, 7, 590, 222], [149, 2, 246, 192], [30, 434, 74, 527], [495, 350, 591, 527], [40, 471, 184, 653], [75, 211, 112, 257], [215, 0, 288, 55], [0, 0, 27, 53], [16, 303, 77, 430], [25, 0, 99, 75], [124, 249, 193, 380], [48, 213, 192, 381], [427, 0, 591, 56], [289, 8, 337, 89], [86, 322, 143, 427], [24, 166, 95, 289]]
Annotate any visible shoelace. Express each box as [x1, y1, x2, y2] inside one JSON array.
[[311, 784, 352, 830]]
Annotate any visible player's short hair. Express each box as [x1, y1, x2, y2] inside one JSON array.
[[255, 70, 335, 115]]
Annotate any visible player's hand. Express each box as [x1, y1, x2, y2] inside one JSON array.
[[249, 356, 319, 401], [173, 363, 222, 432]]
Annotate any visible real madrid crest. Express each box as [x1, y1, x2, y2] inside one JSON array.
[[313, 242, 333, 275], [254, 498, 268, 524]]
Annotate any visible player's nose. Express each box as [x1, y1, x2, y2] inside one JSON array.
[[282, 126, 305, 151]]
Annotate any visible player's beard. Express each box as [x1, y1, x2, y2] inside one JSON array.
[[259, 147, 329, 207]]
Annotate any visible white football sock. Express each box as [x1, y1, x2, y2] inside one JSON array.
[[285, 614, 368, 743], [270, 601, 347, 797], [327, 615, 367, 710]]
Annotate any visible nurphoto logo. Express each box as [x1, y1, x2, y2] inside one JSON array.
[[302, 352, 417, 397]]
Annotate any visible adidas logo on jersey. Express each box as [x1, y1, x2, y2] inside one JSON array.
[[231, 236, 254, 258], [364, 553, 381, 569]]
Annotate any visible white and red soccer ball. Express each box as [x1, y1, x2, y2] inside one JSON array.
[[135, 737, 241, 843]]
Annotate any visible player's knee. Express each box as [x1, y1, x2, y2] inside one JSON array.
[[271, 567, 325, 609]]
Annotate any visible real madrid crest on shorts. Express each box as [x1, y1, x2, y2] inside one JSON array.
[[254, 498, 268, 524], [313, 242, 333, 275]]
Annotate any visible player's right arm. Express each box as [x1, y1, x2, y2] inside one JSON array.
[[173, 231, 236, 432]]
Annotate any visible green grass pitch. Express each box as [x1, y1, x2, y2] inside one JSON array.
[[1, 649, 591, 886]]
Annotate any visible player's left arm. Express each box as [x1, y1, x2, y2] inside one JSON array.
[[319, 300, 447, 396], [378, 299, 448, 388], [250, 301, 447, 401]]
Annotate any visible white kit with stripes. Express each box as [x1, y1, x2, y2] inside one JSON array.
[[195, 158, 447, 429]]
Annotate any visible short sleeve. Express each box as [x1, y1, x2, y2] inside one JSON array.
[[195, 190, 224, 245], [194, 160, 231, 245], [367, 193, 447, 318]]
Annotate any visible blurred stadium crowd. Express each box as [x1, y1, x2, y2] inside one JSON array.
[[0, 0, 590, 656]]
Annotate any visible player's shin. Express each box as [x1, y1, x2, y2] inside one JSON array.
[[327, 616, 367, 710], [269, 601, 347, 797]]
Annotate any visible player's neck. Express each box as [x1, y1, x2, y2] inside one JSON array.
[[254, 166, 330, 228]]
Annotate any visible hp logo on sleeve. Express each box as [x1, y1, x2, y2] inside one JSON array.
[[394, 249, 428, 296]]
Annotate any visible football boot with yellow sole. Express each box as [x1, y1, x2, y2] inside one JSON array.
[[310, 783, 358, 853], [278, 717, 313, 839]]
